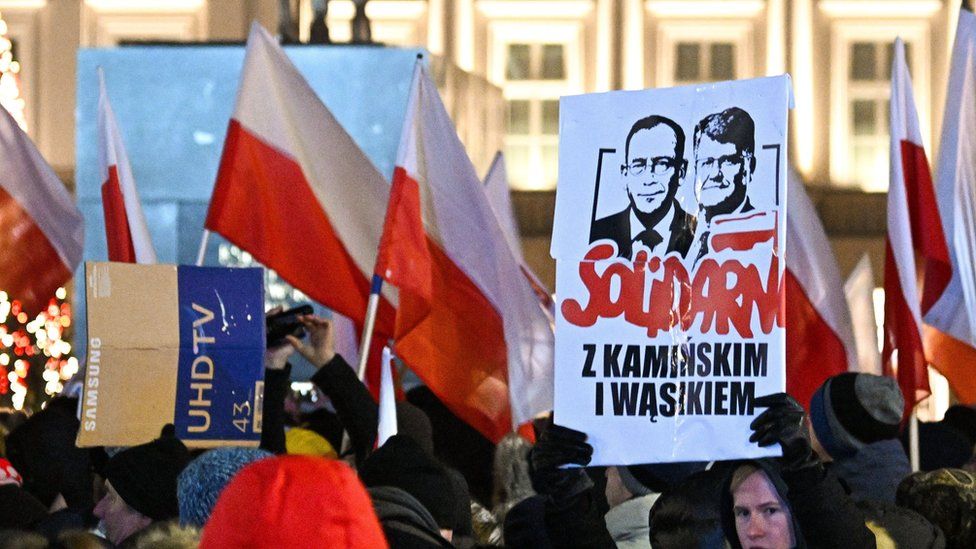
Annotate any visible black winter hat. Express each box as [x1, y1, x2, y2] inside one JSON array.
[[359, 434, 457, 529], [104, 433, 191, 521], [810, 372, 903, 458], [4, 399, 93, 510]]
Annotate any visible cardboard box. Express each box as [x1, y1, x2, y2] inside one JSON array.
[[78, 262, 265, 448]]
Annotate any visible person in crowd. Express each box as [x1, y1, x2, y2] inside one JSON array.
[[4, 397, 97, 538], [94, 432, 191, 546], [358, 434, 462, 546], [900, 405, 975, 471], [896, 468, 976, 549], [284, 427, 338, 458], [808, 372, 910, 504], [720, 392, 877, 549], [176, 446, 271, 528], [407, 385, 496, 507], [491, 433, 535, 532], [200, 454, 387, 548], [0, 407, 28, 457], [648, 466, 729, 548], [0, 457, 49, 532]]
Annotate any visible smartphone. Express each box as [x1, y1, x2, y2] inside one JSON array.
[[266, 304, 314, 348]]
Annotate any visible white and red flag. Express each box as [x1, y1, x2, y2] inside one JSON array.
[[845, 255, 883, 375], [375, 60, 553, 442], [923, 8, 976, 403], [204, 24, 396, 350], [884, 37, 952, 415], [98, 70, 156, 264], [0, 105, 83, 314], [785, 169, 858, 408], [483, 152, 555, 318]]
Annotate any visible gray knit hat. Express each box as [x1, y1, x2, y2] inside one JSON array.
[[810, 373, 904, 459], [177, 446, 271, 527]]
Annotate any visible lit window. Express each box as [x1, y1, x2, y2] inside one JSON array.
[[827, 18, 931, 192], [655, 21, 754, 88], [499, 42, 572, 190], [847, 42, 912, 191], [672, 41, 736, 84]]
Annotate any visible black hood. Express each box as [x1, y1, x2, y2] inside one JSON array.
[[719, 459, 806, 549], [368, 485, 453, 548]]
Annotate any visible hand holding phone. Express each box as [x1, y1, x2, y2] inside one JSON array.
[[266, 304, 314, 348]]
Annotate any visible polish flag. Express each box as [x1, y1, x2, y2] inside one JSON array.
[[923, 9, 976, 404], [375, 61, 553, 442], [0, 105, 84, 315], [204, 24, 395, 338], [483, 152, 555, 317], [785, 169, 858, 408], [844, 254, 883, 375], [98, 70, 156, 263], [884, 38, 952, 415]]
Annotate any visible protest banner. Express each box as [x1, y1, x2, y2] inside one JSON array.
[[77, 262, 265, 448], [551, 76, 791, 465]]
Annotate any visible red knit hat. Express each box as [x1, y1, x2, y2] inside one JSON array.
[[200, 455, 387, 549]]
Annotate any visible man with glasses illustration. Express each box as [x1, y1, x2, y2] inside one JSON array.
[[689, 107, 757, 264], [589, 115, 696, 259]]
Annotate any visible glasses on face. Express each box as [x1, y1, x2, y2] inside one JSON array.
[[695, 153, 750, 173], [621, 156, 678, 177]]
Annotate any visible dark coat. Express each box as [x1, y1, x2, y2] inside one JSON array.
[[830, 439, 911, 505], [589, 201, 696, 259], [720, 459, 877, 549]]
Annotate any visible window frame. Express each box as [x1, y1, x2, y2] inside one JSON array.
[[828, 21, 931, 191], [488, 21, 583, 191], [654, 20, 754, 88]]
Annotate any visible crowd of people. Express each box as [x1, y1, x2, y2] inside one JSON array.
[[1, 314, 975, 548]]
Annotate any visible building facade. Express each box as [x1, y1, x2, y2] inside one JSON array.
[[0, 0, 960, 286]]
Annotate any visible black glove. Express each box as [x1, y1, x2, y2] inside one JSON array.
[[529, 416, 594, 502], [750, 393, 818, 472]]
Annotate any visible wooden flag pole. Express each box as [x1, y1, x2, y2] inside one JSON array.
[[356, 274, 384, 381]]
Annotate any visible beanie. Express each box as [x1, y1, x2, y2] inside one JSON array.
[[359, 434, 458, 529], [200, 455, 386, 548], [4, 403, 93, 510], [105, 435, 191, 521], [896, 468, 976, 549], [942, 405, 976, 445], [285, 427, 338, 458], [396, 401, 435, 456], [177, 446, 271, 527], [810, 373, 903, 459]]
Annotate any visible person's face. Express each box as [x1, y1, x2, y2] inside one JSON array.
[[694, 135, 752, 210], [605, 466, 633, 508], [732, 470, 794, 549], [624, 125, 683, 216], [93, 481, 152, 545]]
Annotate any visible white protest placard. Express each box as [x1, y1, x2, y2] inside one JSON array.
[[551, 76, 791, 465]]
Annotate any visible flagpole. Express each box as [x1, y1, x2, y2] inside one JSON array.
[[356, 274, 384, 381], [195, 229, 211, 266], [909, 407, 920, 471]]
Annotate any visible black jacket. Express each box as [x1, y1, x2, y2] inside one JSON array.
[[589, 200, 696, 259], [720, 459, 877, 549]]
